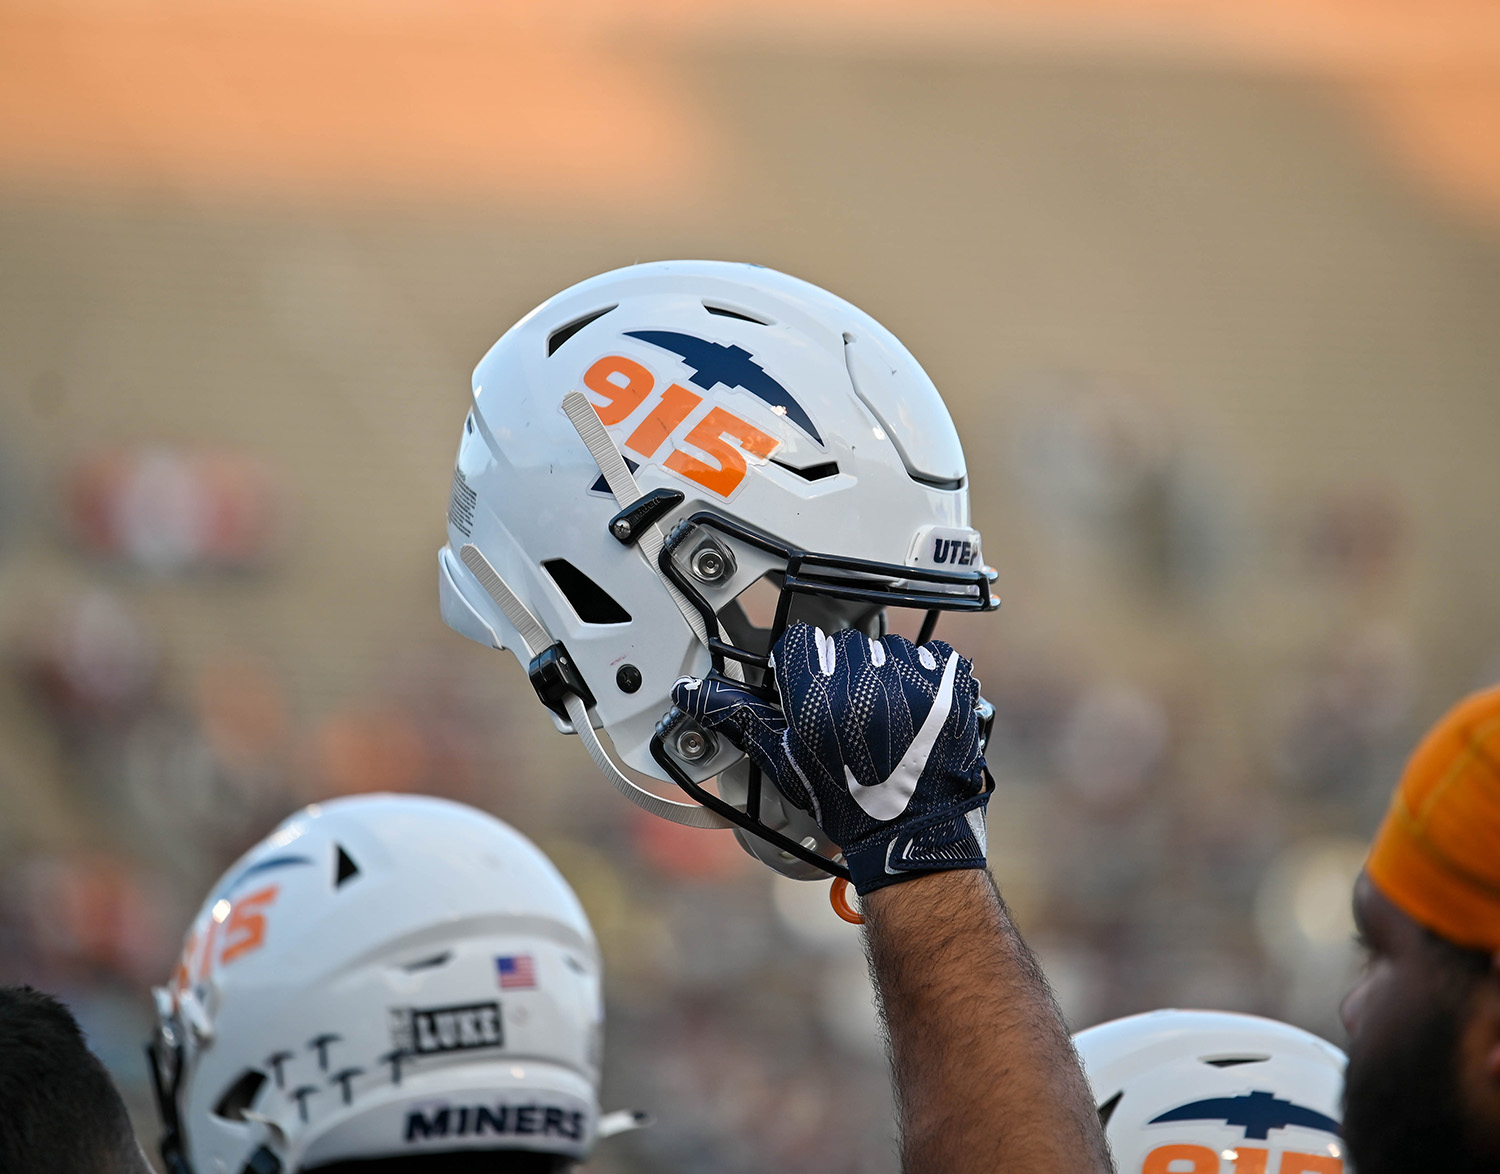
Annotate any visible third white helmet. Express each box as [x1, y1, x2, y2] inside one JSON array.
[[1074, 1009, 1348, 1174]]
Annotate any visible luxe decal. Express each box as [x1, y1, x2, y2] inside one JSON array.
[[389, 1001, 504, 1057]]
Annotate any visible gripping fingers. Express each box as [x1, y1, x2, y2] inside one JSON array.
[[671, 676, 787, 764]]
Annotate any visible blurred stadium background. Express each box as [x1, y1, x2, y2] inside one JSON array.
[[1, 1, 1499, 1170]]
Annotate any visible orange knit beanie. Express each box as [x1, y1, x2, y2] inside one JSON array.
[[1367, 685, 1500, 953]]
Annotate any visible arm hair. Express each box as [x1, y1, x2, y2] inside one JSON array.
[[863, 871, 1114, 1174]]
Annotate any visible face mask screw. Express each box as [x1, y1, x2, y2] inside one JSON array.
[[616, 664, 642, 694], [675, 728, 711, 761], [689, 540, 734, 584]]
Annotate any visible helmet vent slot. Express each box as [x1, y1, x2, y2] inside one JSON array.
[[1096, 1090, 1123, 1128], [547, 306, 617, 356], [543, 559, 632, 625], [704, 303, 770, 325], [842, 333, 966, 491], [402, 951, 453, 972], [771, 458, 840, 482], [212, 1069, 267, 1121], [334, 845, 360, 887], [1202, 1054, 1270, 1067], [910, 471, 965, 491]]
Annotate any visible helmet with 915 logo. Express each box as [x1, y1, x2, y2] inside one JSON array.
[[146, 795, 631, 1174], [438, 261, 997, 880], [1074, 1009, 1348, 1174]]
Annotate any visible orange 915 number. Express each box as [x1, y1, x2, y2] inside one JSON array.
[[172, 884, 281, 992], [1142, 1144, 1341, 1173], [582, 355, 778, 498]]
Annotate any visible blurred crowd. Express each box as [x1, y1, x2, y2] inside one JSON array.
[[0, 373, 1480, 1173], [2, 8, 1497, 1163]]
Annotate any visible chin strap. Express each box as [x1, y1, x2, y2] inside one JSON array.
[[459, 543, 731, 830], [560, 693, 730, 829], [459, 542, 551, 655], [561, 390, 743, 684], [598, 1109, 653, 1139]]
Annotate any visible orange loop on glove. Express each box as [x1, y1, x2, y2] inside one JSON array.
[[830, 876, 864, 925]]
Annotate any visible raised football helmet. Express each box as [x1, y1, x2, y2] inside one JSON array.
[[147, 795, 630, 1174], [438, 261, 996, 879], [1074, 1009, 1348, 1174]]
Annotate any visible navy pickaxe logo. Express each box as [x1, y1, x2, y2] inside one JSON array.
[[1150, 1090, 1340, 1140], [625, 330, 823, 445]]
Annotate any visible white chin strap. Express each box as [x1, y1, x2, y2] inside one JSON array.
[[561, 391, 744, 684], [458, 543, 730, 830], [597, 1109, 653, 1139]]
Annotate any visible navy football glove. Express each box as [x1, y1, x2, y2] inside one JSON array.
[[672, 622, 990, 895]]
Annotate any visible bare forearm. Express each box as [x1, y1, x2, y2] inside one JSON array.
[[863, 871, 1113, 1174]]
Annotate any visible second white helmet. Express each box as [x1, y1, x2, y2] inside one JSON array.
[[149, 795, 609, 1174]]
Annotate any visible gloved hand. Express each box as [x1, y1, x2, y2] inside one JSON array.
[[672, 622, 990, 895]]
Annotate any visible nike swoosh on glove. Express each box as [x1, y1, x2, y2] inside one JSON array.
[[672, 621, 991, 895]]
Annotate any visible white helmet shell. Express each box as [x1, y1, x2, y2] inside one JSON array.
[[1074, 1010, 1348, 1174], [150, 795, 603, 1173], [438, 261, 994, 875]]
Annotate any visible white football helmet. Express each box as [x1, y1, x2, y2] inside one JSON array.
[[438, 261, 997, 879], [1074, 1010, 1348, 1174], [148, 795, 625, 1174]]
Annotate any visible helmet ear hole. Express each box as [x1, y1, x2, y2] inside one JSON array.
[[1096, 1091, 1123, 1128], [212, 1069, 267, 1121], [542, 559, 632, 625]]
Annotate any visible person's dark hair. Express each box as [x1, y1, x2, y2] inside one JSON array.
[[0, 985, 147, 1174], [307, 1152, 572, 1173]]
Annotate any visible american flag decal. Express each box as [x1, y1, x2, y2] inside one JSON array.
[[496, 954, 536, 990]]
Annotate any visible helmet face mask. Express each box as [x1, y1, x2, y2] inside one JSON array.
[[649, 508, 996, 877], [439, 261, 997, 878], [146, 1011, 193, 1174], [664, 509, 994, 679]]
